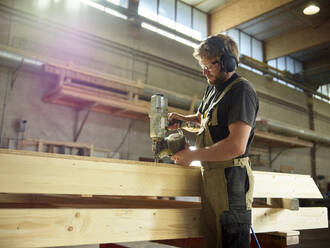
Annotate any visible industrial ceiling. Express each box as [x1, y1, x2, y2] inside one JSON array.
[[182, 0, 330, 89]]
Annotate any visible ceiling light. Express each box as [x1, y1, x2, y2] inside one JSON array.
[[303, 4, 320, 15]]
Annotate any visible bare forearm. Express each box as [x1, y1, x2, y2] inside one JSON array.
[[192, 138, 245, 162], [183, 114, 200, 123], [171, 121, 251, 166], [170, 112, 201, 124]]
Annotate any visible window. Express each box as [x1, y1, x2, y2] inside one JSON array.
[[227, 29, 239, 45], [176, 1, 192, 36], [286, 56, 294, 74], [252, 38, 262, 62], [228, 28, 263, 62], [138, 0, 157, 21], [158, 0, 175, 29], [81, 0, 128, 19], [192, 9, 207, 41], [317, 84, 330, 103], [80, 0, 205, 47], [265, 55, 305, 89], [106, 0, 129, 8], [240, 32, 251, 57], [138, 0, 207, 44]]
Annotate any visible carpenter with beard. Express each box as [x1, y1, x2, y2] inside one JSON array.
[[168, 34, 259, 248]]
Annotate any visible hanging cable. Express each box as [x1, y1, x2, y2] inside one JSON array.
[[251, 226, 261, 248]]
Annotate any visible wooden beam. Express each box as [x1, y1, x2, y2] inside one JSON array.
[[253, 171, 322, 198], [44, 84, 192, 121], [251, 231, 300, 247], [0, 207, 327, 247], [265, 24, 330, 60], [0, 149, 201, 197], [61, 86, 149, 114], [209, 0, 293, 34], [268, 231, 300, 246], [252, 207, 328, 233], [44, 63, 143, 94], [47, 97, 149, 121], [0, 149, 323, 198], [0, 208, 202, 248]]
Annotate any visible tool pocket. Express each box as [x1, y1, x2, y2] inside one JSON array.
[[220, 210, 251, 248], [224, 166, 249, 210]]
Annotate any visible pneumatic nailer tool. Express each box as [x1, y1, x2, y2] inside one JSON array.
[[149, 94, 186, 162]]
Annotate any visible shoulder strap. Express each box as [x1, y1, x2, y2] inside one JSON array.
[[208, 76, 245, 112], [199, 76, 246, 129]]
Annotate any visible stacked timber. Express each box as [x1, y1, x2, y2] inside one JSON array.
[[0, 149, 327, 247], [42, 62, 191, 121]]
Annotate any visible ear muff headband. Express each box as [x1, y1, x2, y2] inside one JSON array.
[[207, 36, 238, 73]]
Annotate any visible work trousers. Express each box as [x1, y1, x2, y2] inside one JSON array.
[[200, 158, 253, 248]]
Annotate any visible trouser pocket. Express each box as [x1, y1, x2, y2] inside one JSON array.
[[220, 210, 251, 248], [224, 165, 249, 210]]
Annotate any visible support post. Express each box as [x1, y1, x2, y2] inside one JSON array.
[[306, 93, 316, 182]]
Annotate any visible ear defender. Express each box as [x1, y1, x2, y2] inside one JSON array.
[[208, 36, 238, 73]]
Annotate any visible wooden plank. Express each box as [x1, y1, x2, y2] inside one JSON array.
[[0, 207, 327, 247], [253, 171, 322, 198], [251, 232, 299, 248], [64, 81, 130, 100], [0, 149, 201, 197], [0, 208, 202, 248], [61, 87, 149, 114], [267, 231, 300, 245], [46, 97, 149, 121], [0, 149, 323, 199], [252, 207, 328, 233], [44, 63, 143, 93]]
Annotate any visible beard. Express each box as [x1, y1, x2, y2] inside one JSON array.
[[207, 72, 228, 86]]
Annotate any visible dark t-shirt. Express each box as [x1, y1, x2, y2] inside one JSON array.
[[198, 73, 259, 158]]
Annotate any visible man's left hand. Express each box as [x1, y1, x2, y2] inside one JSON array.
[[171, 144, 193, 166]]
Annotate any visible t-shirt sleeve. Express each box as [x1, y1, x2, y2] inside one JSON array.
[[227, 86, 258, 127]]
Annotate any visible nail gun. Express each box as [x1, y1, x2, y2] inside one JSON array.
[[149, 94, 186, 162]]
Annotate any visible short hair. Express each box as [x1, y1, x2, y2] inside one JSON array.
[[193, 34, 239, 63]]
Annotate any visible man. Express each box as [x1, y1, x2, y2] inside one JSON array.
[[168, 34, 259, 248]]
